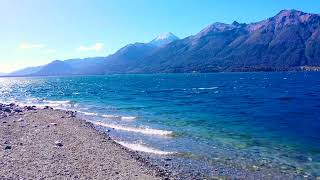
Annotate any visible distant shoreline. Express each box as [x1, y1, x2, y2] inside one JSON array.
[[1, 68, 320, 78]]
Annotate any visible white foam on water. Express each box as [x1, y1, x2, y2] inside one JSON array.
[[121, 116, 137, 121], [41, 100, 73, 108], [193, 87, 218, 90], [115, 141, 175, 155], [12, 98, 74, 109], [92, 121, 173, 136], [78, 111, 98, 116], [102, 114, 137, 121], [102, 114, 121, 118]]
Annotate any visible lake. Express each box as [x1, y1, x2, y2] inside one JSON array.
[[0, 72, 319, 177]]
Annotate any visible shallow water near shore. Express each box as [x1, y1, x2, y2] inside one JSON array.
[[0, 72, 320, 178]]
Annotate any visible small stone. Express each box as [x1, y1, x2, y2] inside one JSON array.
[[252, 165, 259, 170], [3, 108, 11, 113], [26, 106, 36, 111], [165, 158, 172, 161], [50, 123, 57, 126], [4, 145, 12, 150], [14, 109, 23, 113], [55, 141, 63, 147]]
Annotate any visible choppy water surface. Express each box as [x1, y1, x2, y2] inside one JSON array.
[[0, 72, 319, 177]]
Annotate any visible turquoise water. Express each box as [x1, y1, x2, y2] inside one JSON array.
[[0, 72, 319, 177]]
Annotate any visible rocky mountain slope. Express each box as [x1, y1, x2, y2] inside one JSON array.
[[5, 10, 320, 76]]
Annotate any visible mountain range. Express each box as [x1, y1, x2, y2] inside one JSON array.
[[5, 9, 320, 76]]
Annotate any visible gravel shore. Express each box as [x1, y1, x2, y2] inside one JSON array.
[[0, 103, 170, 179]]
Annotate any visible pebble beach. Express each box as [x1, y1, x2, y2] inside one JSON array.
[[0, 103, 171, 179]]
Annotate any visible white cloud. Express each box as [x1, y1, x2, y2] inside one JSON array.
[[19, 43, 45, 49], [77, 43, 104, 51]]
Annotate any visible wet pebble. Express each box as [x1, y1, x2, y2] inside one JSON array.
[[14, 109, 23, 113], [55, 141, 63, 147]]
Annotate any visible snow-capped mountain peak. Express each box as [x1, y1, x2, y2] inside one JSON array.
[[149, 32, 179, 47]]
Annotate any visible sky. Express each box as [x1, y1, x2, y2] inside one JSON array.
[[0, 0, 319, 73]]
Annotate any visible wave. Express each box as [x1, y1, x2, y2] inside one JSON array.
[[193, 87, 218, 90], [92, 121, 173, 136], [76, 110, 137, 121], [10, 98, 74, 109], [41, 100, 73, 107], [145, 88, 186, 93], [81, 114, 138, 121], [145, 87, 219, 93], [78, 111, 98, 116], [115, 141, 175, 155], [101, 114, 120, 118], [121, 116, 137, 121]]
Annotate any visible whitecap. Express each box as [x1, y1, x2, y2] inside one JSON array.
[[43, 100, 71, 104], [121, 116, 137, 121], [115, 141, 175, 155], [193, 87, 218, 90], [92, 121, 173, 136], [78, 111, 98, 116], [102, 114, 137, 121], [102, 114, 120, 118], [14, 99, 73, 109]]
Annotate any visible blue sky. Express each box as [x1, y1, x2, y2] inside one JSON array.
[[0, 0, 319, 73]]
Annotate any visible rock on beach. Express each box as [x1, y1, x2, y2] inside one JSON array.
[[0, 104, 166, 179]]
